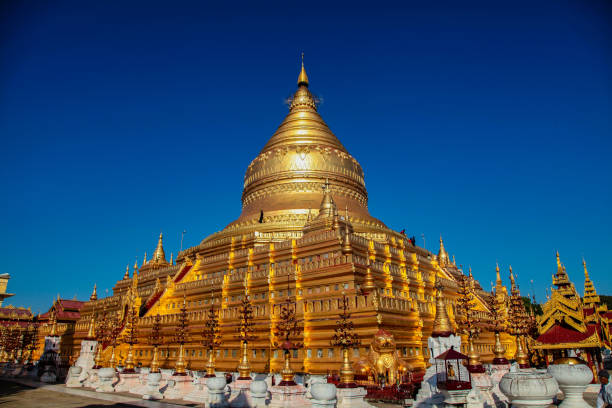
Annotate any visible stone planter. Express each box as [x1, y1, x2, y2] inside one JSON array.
[[96, 367, 117, 393], [250, 380, 268, 407], [547, 363, 593, 408], [311, 383, 337, 408], [207, 376, 229, 407], [142, 372, 163, 400], [66, 366, 83, 387], [499, 369, 559, 408]]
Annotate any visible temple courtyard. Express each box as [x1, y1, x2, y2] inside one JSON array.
[[0, 378, 602, 408]]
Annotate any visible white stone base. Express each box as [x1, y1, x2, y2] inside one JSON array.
[[114, 372, 141, 393], [142, 372, 164, 400], [229, 378, 252, 407], [163, 375, 194, 400], [336, 387, 376, 408], [183, 376, 210, 403], [65, 366, 83, 387], [268, 384, 308, 408], [95, 367, 117, 393]]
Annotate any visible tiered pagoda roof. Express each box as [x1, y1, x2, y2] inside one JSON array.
[[534, 253, 610, 350]]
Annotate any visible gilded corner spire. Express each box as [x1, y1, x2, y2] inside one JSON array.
[[143, 252, 147, 266], [317, 178, 337, 219], [432, 274, 453, 337], [438, 235, 449, 267], [90, 283, 98, 301], [509, 265, 516, 291], [583, 258, 600, 307], [87, 311, 96, 339], [153, 232, 167, 263], [297, 52, 309, 87], [123, 264, 130, 280], [133, 260, 138, 274]]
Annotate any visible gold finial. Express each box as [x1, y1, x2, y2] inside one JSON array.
[[495, 262, 502, 285], [556, 251, 561, 268], [123, 264, 130, 280], [432, 275, 453, 336], [297, 52, 309, 87], [133, 259, 138, 273], [143, 252, 147, 266], [317, 178, 337, 219], [170, 252, 173, 265], [153, 232, 167, 263], [509, 265, 516, 290], [87, 312, 96, 339], [438, 235, 449, 267], [90, 284, 98, 301], [582, 258, 588, 278]]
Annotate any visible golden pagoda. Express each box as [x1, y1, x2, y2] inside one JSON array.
[[534, 253, 610, 372], [70, 60, 512, 379]]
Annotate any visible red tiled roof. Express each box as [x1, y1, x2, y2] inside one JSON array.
[[584, 308, 595, 316], [39, 298, 85, 321], [536, 324, 596, 344], [58, 299, 86, 310], [435, 347, 468, 361], [0, 307, 33, 318]]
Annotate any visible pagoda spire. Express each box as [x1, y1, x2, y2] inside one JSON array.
[[509, 265, 516, 291], [123, 264, 130, 280], [438, 235, 449, 267], [142, 252, 147, 266], [431, 275, 453, 337], [495, 263, 502, 286], [86, 312, 96, 339], [342, 207, 353, 255], [553, 251, 570, 286], [90, 284, 98, 301], [583, 258, 600, 308], [317, 178, 337, 219], [153, 232, 167, 263], [133, 260, 138, 274], [297, 52, 309, 87]]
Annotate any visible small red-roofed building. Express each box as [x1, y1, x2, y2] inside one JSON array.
[[34, 297, 86, 362]]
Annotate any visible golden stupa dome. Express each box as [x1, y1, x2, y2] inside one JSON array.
[[209, 60, 388, 242]]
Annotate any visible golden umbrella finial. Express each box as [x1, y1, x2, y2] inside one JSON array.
[[297, 52, 309, 87], [431, 274, 453, 336]]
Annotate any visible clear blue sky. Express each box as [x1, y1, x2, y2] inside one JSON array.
[[1, 1, 610, 314]]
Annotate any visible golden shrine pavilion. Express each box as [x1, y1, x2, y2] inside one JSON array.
[[534, 253, 611, 373], [65, 61, 516, 380]]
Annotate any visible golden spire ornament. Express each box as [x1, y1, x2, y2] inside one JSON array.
[[297, 52, 309, 86], [455, 272, 483, 372], [272, 276, 303, 386], [431, 275, 453, 337], [490, 272, 508, 365], [508, 266, 529, 368], [202, 293, 221, 378], [148, 313, 163, 373], [122, 288, 139, 373], [123, 264, 130, 280], [236, 286, 255, 380], [86, 310, 96, 340], [172, 295, 189, 375], [90, 284, 98, 301], [331, 293, 360, 388]]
